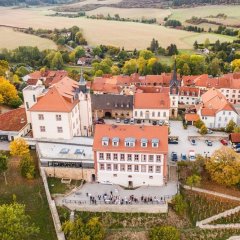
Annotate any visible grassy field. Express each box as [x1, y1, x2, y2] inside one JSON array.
[[0, 151, 57, 240], [0, 7, 236, 50], [0, 27, 57, 50]]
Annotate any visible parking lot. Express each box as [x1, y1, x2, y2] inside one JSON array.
[[168, 121, 228, 160], [102, 119, 228, 161]]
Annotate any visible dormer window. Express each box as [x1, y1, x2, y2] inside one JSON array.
[[102, 137, 109, 146], [141, 138, 148, 148], [152, 138, 159, 148], [125, 137, 135, 147], [112, 137, 119, 147]]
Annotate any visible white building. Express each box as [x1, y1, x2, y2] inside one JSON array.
[[133, 93, 170, 122], [196, 88, 239, 129], [178, 87, 200, 106], [93, 124, 168, 187], [0, 108, 30, 141], [23, 75, 93, 140]]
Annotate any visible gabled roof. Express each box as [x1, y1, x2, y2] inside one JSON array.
[[229, 133, 240, 143], [0, 108, 27, 132], [93, 124, 168, 153], [134, 93, 170, 109], [185, 113, 200, 121]]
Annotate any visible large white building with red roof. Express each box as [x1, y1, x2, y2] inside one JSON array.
[[196, 88, 239, 129], [23, 75, 93, 140], [93, 124, 168, 187]]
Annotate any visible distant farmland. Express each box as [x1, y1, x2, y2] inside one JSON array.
[[0, 27, 57, 50], [0, 7, 237, 50]]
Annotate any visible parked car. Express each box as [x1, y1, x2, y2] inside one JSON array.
[[205, 140, 213, 146], [171, 152, 178, 161], [116, 118, 121, 123], [124, 118, 130, 124], [152, 120, 157, 125], [136, 119, 141, 124], [130, 118, 135, 124], [234, 143, 240, 149], [236, 148, 240, 153], [220, 139, 228, 146], [190, 139, 196, 145], [181, 153, 187, 161], [189, 150, 196, 161], [94, 118, 105, 124], [158, 120, 164, 126], [207, 129, 213, 134], [164, 120, 169, 126], [168, 136, 179, 144]]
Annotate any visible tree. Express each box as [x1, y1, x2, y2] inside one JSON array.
[[171, 194, 187, 216], [122, 59, 138, 75], [182, 63, 190, 75], [186, 174, 201, 188], [0, 154, 8, 185], [206, 147, 240, 186], [204, 38, 210, 48], [226, 120, 237, 133], [111, 65, 120, 75], [166, 44, 178, 56], [15, 66, 29, 77], [139, 49, 154, 60], [10, 138, 29, 158], [194, 119, 204, 129], [208, 58, 221, 77], [0, 60, 9, 77], [62, 217, 105, 240], [95, 70, 103, 77], [137, 57, 147, 75], [231, 59, 240, 71], [200, 124, 208, 135], [74, 46, 85, 59], [0, 203, 39, 239], [51, 52, 64, 69], [0, 77, 22, 108], [234, 126, 240, 133], [193, 40, 198, 49], [149, 226, 180, 240], [150, 38, 159, 53], [20, 154, 35, 179]]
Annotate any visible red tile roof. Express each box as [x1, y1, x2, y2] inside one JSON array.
[[30, 77, 79, 112], [136, 86, 170, 94], [185, 113, 200, 122], [27, 78, 40, 86], [134, 93, 170, 109], [0, 108, 27, 132], [93, 124, 168, 153], [229, 133, 240, 143], [179, 86, 200, 96]]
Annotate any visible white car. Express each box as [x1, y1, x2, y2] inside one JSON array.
[[130, 118, 135, 124], [116, 118, 121, 123]]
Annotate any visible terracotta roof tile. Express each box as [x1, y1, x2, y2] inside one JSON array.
[[185, 113, 200, 121], [0, 108, 27, 132], [229, 133, 240, 143], [93, 124, 168, 153]]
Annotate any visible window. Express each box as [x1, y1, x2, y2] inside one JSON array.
[[125, 141, 135, 147], [57, 127, 63, 133], [158, 112, 160, 117], [135, 111, 137, 117], [106, 153, 111, 160], [38, 114, 44, 120], [107, 164, 111, 171], [120, 154, 125, 161], [225, 117, 228, 121], [219, 116, 221, 121], [223, 111, 225, 115], [156, 166, 161, 173], [140, 111, 143, 117], [229, 112, 231, 115], [112, 139, 119, 146], [156, 155, 161, 162], [152, 142, 158, 148], [134, 154, 139, 162], [232, 95, 235, 98], [26, 102, 29, 109], [113, 153, 118, 161], [56, 114, 62, 121], [100, 164, 104, 170], [141, 155, 147, 162], [40, 126, 45, 132], [141, 165, 146, 172], [120, 164, 125, 171], [149, 155, 154, 162], [113, 164, 118, 171], [33, 95, 36, 102], [134, 165, 139, 172], [127, 154, 132, 161], [152, 111, 155, 117], [127, 165, 132, 172], [141, 142, 147, 147], [99, 153, 104, 160], [163, 112, 166, 117], [148, 165, 153, 173]]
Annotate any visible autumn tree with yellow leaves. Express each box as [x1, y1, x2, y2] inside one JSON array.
[[206, 147, 240, 186], [10, 138, 30, 158]]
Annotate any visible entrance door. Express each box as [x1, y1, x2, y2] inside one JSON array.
[[128, 181, 133, 188], [91, 174, 96, 182]]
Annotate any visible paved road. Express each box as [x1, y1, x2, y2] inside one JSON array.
[[0, 142, 9, 151]]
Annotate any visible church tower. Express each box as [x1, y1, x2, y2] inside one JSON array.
[[169, 58, 180, 118], [78, 69, 93, 136]]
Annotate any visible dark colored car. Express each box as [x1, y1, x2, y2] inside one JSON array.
[[171, 152, 178, 161], [136, 119, 142, 124], [205, 140, 213, 146], [152, 120, 157, 125], [220, 139, 228, 146], [94, 118, 105, 124], [124, 118, 130, 124], [181, 154, 187, 161]]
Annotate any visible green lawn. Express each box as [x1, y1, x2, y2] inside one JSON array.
[[0, 151, 57, 240], [63, 64, 92, 72]]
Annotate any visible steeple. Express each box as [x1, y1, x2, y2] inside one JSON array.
[[79, 68, 87, 93], [170, 55, 179, 95]]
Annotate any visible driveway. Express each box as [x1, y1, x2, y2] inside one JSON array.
[[169, 121, 228, 160]]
